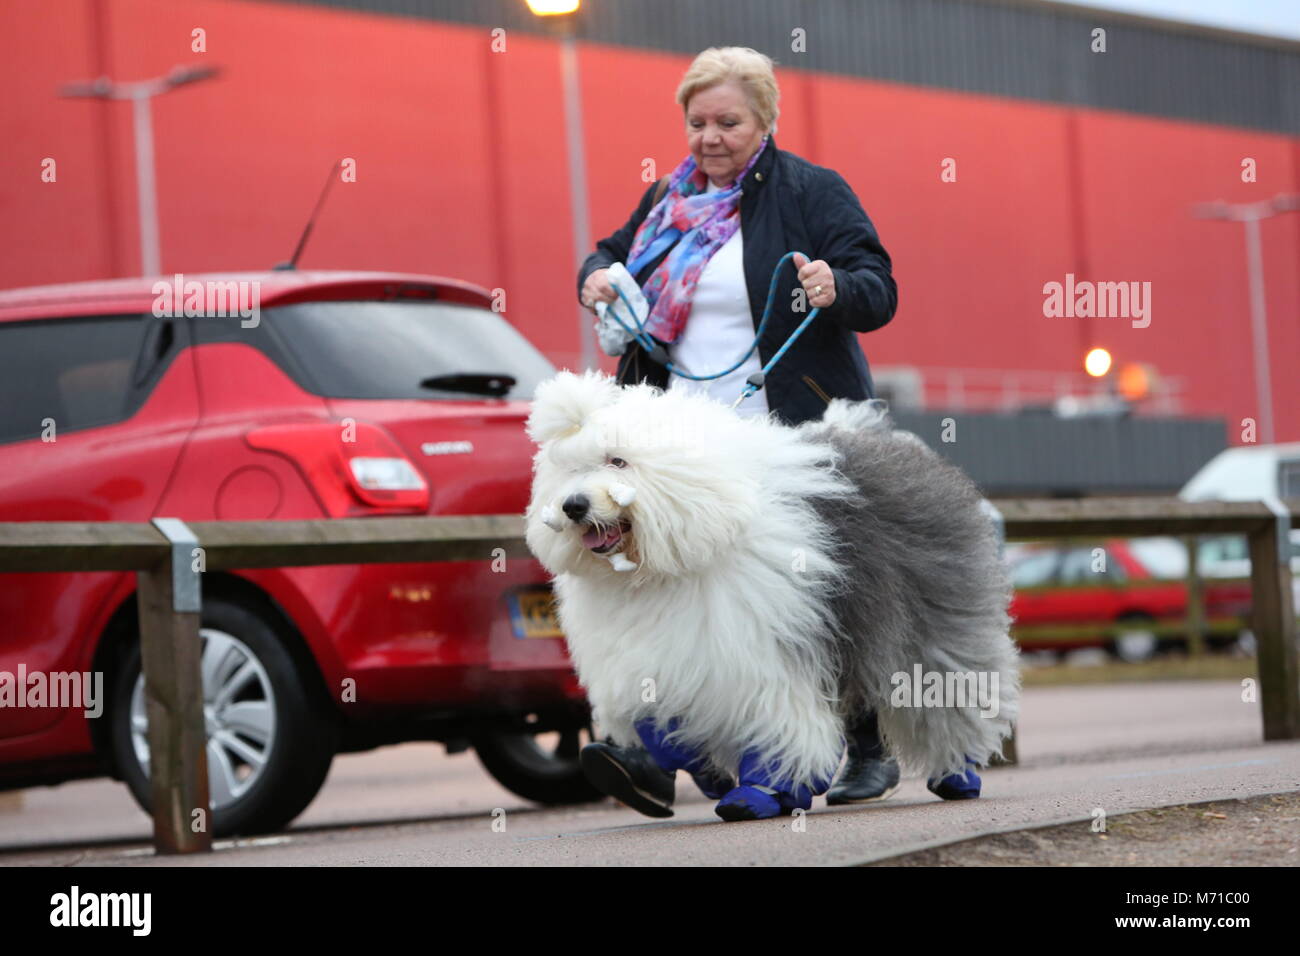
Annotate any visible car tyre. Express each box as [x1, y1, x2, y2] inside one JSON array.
[[1107, 615, 1160, 662], [108, 596, 338, 837], [473, 726, 604, 805]]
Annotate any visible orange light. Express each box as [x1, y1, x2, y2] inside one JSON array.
[[525, 0, 580, 14], [1117, 362, 1155, 401], [1084, 348, 1112, 377]]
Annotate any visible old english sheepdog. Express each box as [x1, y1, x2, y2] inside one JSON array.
[[524, 370, 1020, 821]]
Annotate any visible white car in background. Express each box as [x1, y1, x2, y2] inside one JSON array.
[[1178, 442, 1300, 578], [1178, 444, 1300, 644]]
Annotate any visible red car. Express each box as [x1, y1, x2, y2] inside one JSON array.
[[1007, 538, 1252, 659], [0, 271, 597, 836]]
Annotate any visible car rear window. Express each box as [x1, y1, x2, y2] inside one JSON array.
[[1280, 459, 1300, 499], [250, 300, 557, 401], [0, 314, 154, 444], [1126, 537, 1189, 579], [1010, 549, 1058, 588]]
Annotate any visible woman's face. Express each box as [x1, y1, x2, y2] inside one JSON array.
[[685, 81, 767, 188]]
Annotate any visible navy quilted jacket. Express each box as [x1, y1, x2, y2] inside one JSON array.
[[577, 137, 898, 426]]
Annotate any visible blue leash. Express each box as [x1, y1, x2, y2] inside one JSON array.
[[602, 251, 823, 409]]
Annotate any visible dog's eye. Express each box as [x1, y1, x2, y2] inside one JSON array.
[[607, 456, 628, 468]]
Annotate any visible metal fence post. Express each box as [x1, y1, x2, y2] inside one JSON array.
[[137, 517, 211, 854]]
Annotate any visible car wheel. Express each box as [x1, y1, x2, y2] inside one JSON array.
[[1108, 616, 1159, 662], [109, 597, 337, 837], [473, 726, 604, 805]]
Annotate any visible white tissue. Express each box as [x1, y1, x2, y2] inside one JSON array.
[[593, 262, 650, 357]]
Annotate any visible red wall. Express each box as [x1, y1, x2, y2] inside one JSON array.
[[3, 0, 1298, 440]]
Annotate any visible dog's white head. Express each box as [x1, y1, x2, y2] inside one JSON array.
[[524, 370, 764, 581]]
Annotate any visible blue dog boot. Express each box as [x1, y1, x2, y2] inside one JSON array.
[[635, 717, 695, 772], [635, 718, 735, 798], [927, 757, 981, 800], [716, 784, 784, 821], [714, 751, 833, 822]]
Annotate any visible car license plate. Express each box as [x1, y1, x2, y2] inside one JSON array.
[[509, 587, 564, 639]]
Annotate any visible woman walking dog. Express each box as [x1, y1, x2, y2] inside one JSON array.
[[573, 47, 974, 816]]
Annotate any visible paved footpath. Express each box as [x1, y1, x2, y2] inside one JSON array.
[[1, 680, 1296, 866]]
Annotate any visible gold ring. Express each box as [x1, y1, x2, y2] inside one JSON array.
[[814, 285, 823, 296]]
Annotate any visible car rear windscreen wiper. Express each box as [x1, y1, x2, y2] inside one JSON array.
[[419, 373, 517, 398]]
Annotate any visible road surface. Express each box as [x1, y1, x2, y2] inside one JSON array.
[[1, 679, 1296, 866]]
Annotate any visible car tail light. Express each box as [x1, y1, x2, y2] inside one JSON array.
[[349, 457, 424, 493], [246, 422, 429, 515]]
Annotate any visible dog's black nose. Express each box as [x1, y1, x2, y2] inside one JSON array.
[[562, 494, 589, 524]]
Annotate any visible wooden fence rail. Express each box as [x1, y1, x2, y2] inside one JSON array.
[[0, 498, 1296, 855]]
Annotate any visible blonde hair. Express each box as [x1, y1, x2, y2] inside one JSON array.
[[676, 47, 779, 135]]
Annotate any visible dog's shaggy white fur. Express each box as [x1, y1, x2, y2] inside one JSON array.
[[525, 370, 1020, 789]]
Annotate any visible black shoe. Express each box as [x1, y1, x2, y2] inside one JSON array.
[[579, 741, 676, 818], [827, 710, 901, 805], [826, 753, 901, 804]]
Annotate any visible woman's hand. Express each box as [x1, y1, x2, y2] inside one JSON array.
[[792, 253, 836, 309], [581, 268, 617, 313]]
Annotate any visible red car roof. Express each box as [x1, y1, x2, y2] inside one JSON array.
[[0, 270, 495, 322]]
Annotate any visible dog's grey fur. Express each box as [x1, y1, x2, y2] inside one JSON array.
[[797, 400, 1020, 775]]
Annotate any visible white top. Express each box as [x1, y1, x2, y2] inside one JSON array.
[[666, 180, 769, 418]]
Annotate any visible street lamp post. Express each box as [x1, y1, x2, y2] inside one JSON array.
[[60, 65, 220, 277], [560, 29, 596, 372], [1194, 194, 1300, 446], [525, 0, 596, 371]]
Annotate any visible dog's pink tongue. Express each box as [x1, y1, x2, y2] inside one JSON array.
[[582, 526, 618, 549]]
